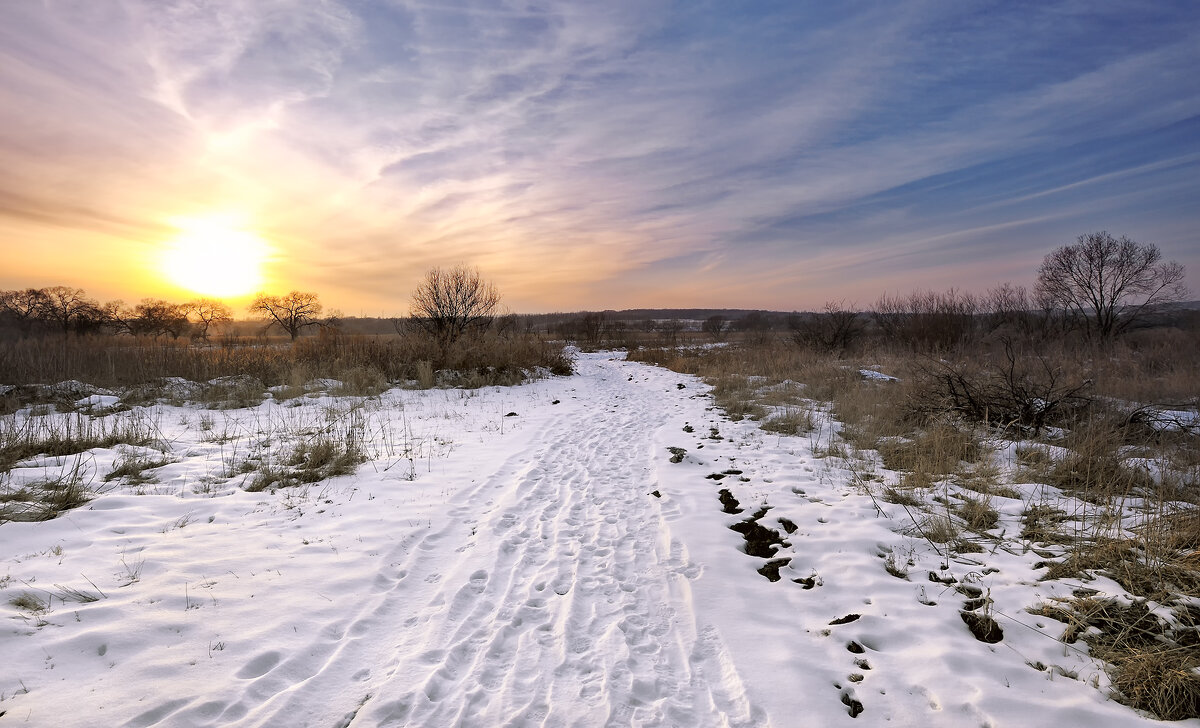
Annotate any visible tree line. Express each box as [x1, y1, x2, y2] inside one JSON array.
[[0, 286, 331, 342], [0, 265, 510, 345], [0, 287, 232, 340], [1, 234, 1188, 347], [555, 232, 1190, 352], [792, 232, 1189, 352]]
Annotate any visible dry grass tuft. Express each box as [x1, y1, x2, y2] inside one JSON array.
[[915, 514, 959, 544], [1021, 504, 1073, 545], [246, 430, 365, 493], [1105, 643, 1200, 721], [958, 496, 999, 532], [761, 407, 814, 435], [1034, 596, 1200, 721], [876, 423, 982, 475], [0, 458, 91, 522], [103, 453, 172, 485], [0, 412, 160, 473]]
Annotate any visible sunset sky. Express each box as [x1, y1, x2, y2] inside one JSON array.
[[1, 1, 1197, 315]]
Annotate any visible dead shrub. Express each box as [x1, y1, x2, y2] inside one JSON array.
[[909, 342, 1092, 435], [872, 288, 980, 351]]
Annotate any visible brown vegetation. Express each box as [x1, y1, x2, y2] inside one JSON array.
[[626, 292, 1199, 720]]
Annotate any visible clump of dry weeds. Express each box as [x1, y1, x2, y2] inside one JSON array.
[[1031, 597, 1200, 720]]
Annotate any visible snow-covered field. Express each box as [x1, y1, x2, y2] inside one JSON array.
[[1, 352, 1192, 727]]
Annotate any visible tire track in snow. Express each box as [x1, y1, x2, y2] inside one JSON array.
[[246, 356, 769, 728]]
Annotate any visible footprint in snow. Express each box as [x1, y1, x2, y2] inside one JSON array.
[[469, 569, 488, 587], [235, 651, 281, 679]]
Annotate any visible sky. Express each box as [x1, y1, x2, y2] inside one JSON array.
[[1, 0, 1197, 315]]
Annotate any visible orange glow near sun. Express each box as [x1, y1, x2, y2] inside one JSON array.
[[160, 215, 270, 298]]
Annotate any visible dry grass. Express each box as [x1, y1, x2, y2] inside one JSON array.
[[1015, 443, 1056, 482], [245, 419, 367, 492], [958, 496, 1000, 532], [634, 332, 1199, 720], [882, 485, 924, 507], [1021, 504, 1073, 545], [0, 330, 572, 404], [1105, 643, 1200, 721], [0, 457, 91, 522], [1090, 328, 1200, 405], [103, 453, 173, 485], [914, 514, 959, 544], [876, 424, 982, 475], [760, 407, 814, 435], [956, 456, 1021, 499], [1032, 597, 1200, 720], [1047, 421, 1158, 501], [0, 411, 160, 473], [1042, 535, 1200, 601]]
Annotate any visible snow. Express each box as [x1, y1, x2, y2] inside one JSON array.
[[1142, 408, 1200, 434], [0, 352, 1191, 726], [858, 368, 898, 382], [73, 394, 120, 413]]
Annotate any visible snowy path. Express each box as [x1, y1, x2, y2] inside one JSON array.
[[2, 352, 1190, 727], [249, 358, 762, 727]]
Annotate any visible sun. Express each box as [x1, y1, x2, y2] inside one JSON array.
[[160, 216, 270, 298]]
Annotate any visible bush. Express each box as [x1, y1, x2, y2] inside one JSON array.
[[909, 341, 1092, 435]]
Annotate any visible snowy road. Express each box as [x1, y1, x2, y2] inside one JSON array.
[[1, 352, 1185, 727], [252, 357, 765, 727]]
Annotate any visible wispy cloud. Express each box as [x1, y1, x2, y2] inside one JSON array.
[[1, 0, 1197, 310]]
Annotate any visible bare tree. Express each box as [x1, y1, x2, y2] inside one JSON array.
[[185, 298, 233, 341], [701, 315, 728, 342], [872, 288, 978, 350], [37, 286, 100, 336], [1036, 231, 1188, 342], [249, 291, 323, 341], [981, 283, 1057, 342], [735, 311, 774, 346], [657, 318, 684, 347], [575, 312, 607, 347], [132, 299, 191, 338], [102, 300, 136, 336], [408, 265, 500, 345], [792, 301, 863, 355], [494, 312, 520, 338], [0, 288, 49, 338]]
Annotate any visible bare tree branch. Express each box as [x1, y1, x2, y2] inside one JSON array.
[[409, 265, 500, 346], [248, 291, 323, 341], [1036, 232, 1188, 342]]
